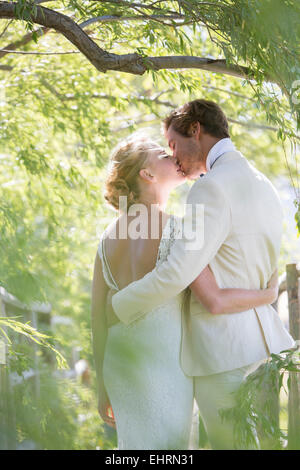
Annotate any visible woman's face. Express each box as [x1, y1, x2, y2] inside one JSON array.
[[145, 148, 186, 189]]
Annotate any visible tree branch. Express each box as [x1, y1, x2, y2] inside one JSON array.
[[38, 78, 300, 140], [79, 14, 185, 29], [0, 63, 12, 70], [201, 85, 257, 102], [40, 77, 175, 107], [0, 2, 254, 79], [143, 56, 251, 78], [0, 2, 143, 73], [95, 0, 181, 16], [227, 118, 300, 142], [0, 18, 13, 38], [0, 26, 49, 59], [0, 49, 79, 54]]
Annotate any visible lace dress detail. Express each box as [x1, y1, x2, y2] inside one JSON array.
[[156, 214, 183, 265], [100, 215, 193, 450]]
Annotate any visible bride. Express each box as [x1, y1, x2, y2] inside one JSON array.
[[91, 135, 278, 450]]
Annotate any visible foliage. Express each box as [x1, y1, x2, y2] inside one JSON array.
[[0, 0, 299, 450], [1, 319, 114, 450], [0, 1, 299, 304], [11, 364, 114, 449], [295, 200, 300, 236], [220, 348, 300, 450], [0, 316, 67, 368]]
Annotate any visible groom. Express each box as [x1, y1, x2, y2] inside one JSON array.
[[109, 99, 295, 449]]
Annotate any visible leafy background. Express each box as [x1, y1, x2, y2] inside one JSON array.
[[0, 0, 299, 449]]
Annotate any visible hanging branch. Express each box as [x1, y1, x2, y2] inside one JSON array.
[[0, 2, 255, 78], [0, 25, 49, 59]]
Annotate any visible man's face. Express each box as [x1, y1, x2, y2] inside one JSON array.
[[165, 125, 206, 179]]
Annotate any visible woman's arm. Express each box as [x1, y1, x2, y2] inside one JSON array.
[[189, 266, 278, 315], [91, 252, 115, 427]]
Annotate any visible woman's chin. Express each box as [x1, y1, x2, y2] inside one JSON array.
[[186, 171, 202, 180], [178, 172, 187, 182], [164, 172, 187, 189], [173, 175, 187, 187]]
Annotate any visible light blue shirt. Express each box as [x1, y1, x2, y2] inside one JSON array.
[[206, 138, 236, 172]]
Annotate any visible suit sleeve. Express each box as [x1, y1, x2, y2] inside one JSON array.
[[112, 177, 231, 325]]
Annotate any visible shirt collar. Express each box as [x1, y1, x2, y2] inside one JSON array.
[[206, 138, 236, 172]]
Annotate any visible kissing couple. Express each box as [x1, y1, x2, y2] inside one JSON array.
[[91, 99, 295, 450]]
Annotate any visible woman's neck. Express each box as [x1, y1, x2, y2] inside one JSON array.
[[138, 190, 169, 212]]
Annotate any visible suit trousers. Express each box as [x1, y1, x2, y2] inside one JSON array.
[[194, 360, 264, 450]]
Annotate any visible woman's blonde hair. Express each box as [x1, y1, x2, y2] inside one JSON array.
[[104, 136, 166, 211]]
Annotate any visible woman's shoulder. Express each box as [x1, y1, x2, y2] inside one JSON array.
[[100, 215, 123, 241]]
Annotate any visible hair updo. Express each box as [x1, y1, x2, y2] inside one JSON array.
[[104, 137, 165, 211]]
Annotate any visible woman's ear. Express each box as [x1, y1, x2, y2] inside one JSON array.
[[139, 168, 156, 183]]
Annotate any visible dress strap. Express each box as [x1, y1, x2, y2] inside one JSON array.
[[97, 230, 119, 291]]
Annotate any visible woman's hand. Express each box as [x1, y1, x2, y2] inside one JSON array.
[[98, 386, 116, 429], [267, 269, 279, 303]]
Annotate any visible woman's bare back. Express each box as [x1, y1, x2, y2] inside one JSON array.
[[103, 212, 170, 290]]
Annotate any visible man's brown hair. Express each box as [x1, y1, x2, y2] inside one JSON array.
[[164, 99, 230, 139]]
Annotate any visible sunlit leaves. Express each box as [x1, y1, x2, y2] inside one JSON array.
[[0, 316, 67, 368], [220, 348, 300, 449], [295, 200, 300, 236], [0, 0, 299, 359]]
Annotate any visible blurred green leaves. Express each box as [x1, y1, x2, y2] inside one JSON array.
[[0, 316, 67, 368], [0, 1, 299, 449], [220, 348, 300, 450], [0, 2, 299, 344]]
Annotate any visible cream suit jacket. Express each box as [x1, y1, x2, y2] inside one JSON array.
[[112, 150, 295, 376]]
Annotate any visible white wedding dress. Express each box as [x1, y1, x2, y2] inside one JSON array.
[[98, 215, 194, 450]]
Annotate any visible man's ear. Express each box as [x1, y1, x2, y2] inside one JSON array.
[[190, 121, 201, 139], [139, 168, 156, 183]]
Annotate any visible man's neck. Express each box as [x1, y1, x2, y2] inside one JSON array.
[[201, 136, 222, 163]]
